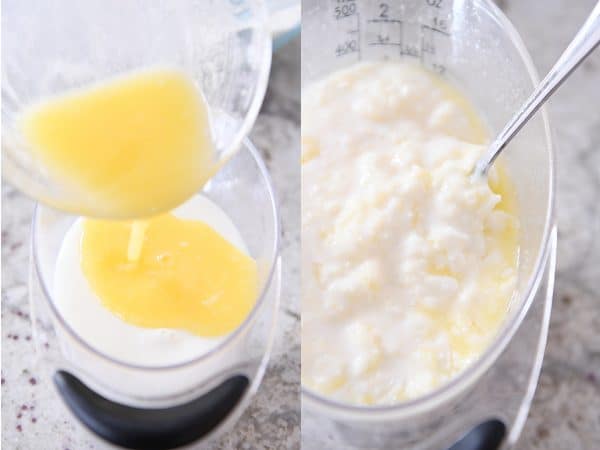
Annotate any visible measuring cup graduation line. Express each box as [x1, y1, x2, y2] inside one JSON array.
[[420, 25, 446, 65], [368, 18, 402, 23], [367, 17, 403, 49], [365, 14, 448, 64], [421, 24, 450, 37], [357, 12, 362, 60], [366, 12, 404, 57], [334, 4, 362, 59], [331, 0, 453, 72]]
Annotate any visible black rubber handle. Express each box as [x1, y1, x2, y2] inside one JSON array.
[[53, 370, 249, 450], [447, 419, 506, 450]]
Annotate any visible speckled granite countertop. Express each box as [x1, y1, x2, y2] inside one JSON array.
[[1, 40, 300, 449]]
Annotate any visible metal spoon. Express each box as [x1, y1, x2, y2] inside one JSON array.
[[473, 1, 600, 177]]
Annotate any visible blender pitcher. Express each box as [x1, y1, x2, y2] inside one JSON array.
[[301, 0, 556, 449], [30, 140, 282, 450]]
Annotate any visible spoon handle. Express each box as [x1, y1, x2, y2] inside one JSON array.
[[475, 1, 600, 176]]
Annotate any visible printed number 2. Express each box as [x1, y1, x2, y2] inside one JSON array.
[[426, 0, 443, 8], [379, 3, 389, 18]]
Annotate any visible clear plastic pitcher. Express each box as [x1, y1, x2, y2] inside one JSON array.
[[30, 140, 281, 449], [302, 0, 556, 448], [2, 0, 272, 217]]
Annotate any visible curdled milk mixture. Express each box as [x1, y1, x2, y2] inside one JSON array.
[[301, 62, 519, 405]]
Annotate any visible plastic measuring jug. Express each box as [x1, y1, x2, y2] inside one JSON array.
[[302, 0, 556, 448], [30, 140, 282, 449]]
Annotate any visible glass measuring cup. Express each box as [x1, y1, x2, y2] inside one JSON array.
[[302, 0, 555, 448], [2, 0, 272, 218], [29, 139, 281, 448]]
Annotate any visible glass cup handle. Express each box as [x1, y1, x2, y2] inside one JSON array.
[[53, 370, 248, 450]]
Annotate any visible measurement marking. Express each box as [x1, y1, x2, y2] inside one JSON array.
[[334, 1, 357, 20], [357, 12, 361, 61], [421, 24, 450, 36], [421, 39, 436, 54], [398, 20, 403, 59], [432, 63, 446, 74], [400, 52, 420, 58], [367, 18, 403, 24], [333, 3, 360, 61], [368, 42, 402, 47], [284, 308, 300, 321], [335, 40, 359, 57]]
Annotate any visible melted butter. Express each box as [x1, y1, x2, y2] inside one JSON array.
[[438, 71, 520, 349], [301, 136, 320, 164], [484, 161, 520, 294], [419, 166, 519, 358], [489, 163, 520, 267], [21, 69, 215, 218], [127, 221, 149, 262], [81, 214, 258, 337], [471, 163, 519, 339], [425, 68, 489, 145]]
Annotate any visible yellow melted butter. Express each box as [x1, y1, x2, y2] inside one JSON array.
[[420, 165, 519, 364], [81, 214, 258, 337], [21, 69, 215, 218], [424, 67, 489, 145], [127, 221, 149, 262], [421, 66, 519, 365]]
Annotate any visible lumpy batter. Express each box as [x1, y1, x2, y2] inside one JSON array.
[[301, 62, 519, 405]]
